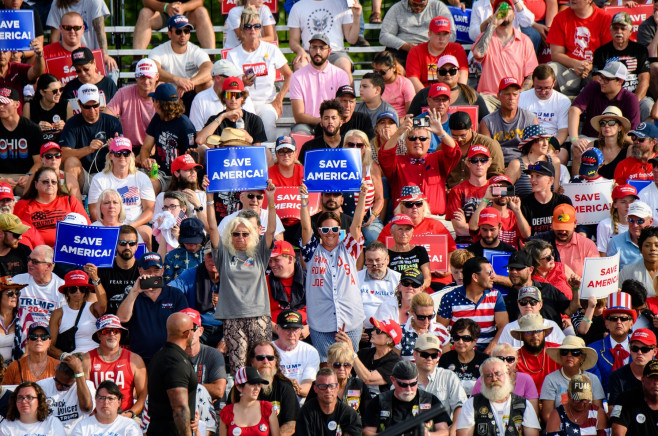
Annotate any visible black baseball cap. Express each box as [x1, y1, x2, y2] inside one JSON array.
[[448, 111, 472, 130], [522, 160, 555, 177], [71, 47, 94, 66], [400, 267, 424, 286], [505, 251, 532, 269], [277, 310, 303, 329], [336, 85, 357, 98]]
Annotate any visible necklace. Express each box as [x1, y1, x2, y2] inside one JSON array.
[[98, 348, 121, 362], [565, 403, 587, 424], [27, 356, 47, 379], [520, 348, 544, 374]]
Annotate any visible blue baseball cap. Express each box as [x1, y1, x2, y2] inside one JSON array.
[[630, 122, 658, 139], [148, 83, 179, 102], [579, 147, 604, 177], [376, 110, 399, 126], [167, 15, 194, 30], [139, 252, 163, 269]]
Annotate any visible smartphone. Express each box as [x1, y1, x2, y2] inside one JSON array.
[[245, 67, 255, 80], [141, 276, 164, 289], [346, 0, 356, 6], [412, 117, 430, 128], [491, 186, 515, 197]]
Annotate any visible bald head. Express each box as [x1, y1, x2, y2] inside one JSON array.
[[167, 313, 193, 340]]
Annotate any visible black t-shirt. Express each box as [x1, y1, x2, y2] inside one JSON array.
[[388, 246, 430, 274], [58, 113, 123, 173], [26, 99, 69, 143], [63, 76, 118, 105], [608, 364, 642, 406], [298, 137, 343, 166], [593, 41, 650, 93], [0, 243, 30, 277], [146, 342, 197, 436], [596, 141, 628, 180], [438, 349, 489, 389], [0, 116, 43, 174], [98, 259, 139, 314], [306, 376, 370, 417], [203, 110, 266, 144], [610, 388, 658, 435], [0, 387, 11, 419], [295, 398, 362, 436], [357, 347, 401, 393], [313, 112, 376, 140], [521, 193, 573, 235], [408, 85, 489, 122], [145, 113, 196, 176], [228, 376, 300, 426], [505, 280, 569, 325], [362, 390, 451, 429], [466, 240, 516, 257]]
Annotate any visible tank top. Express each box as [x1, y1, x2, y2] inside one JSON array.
[[59, 304, 98, 353], [556, 404, 598, 435], [515, 155, 554, 197], [28, 99, 68, 142], [353, 166, 375, 209], [89, 348, 135, 412], [219, 401, 274, 436]]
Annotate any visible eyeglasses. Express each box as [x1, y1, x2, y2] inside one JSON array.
[[373, 68, 390, 75], [438, 67, 459, 76], [484, 371, 505, 380], [97, 395, 119, 402], [246, 193, 264, 200], [46, 88, 63, 94], [452, 334, 474, 342], [162, 204, 180, 211], [407, 136, 429, 142], [276, 149, 294, 155], [81, 103, 100, 109], [414, 313, 435, 321], [243, 23, 262, 30], [316, 382, 339, 390], [559, 349, 583, 357], [61, 24, 83, 31], [54, 377, 74, 390], [112, 150, 131, 157], [254, 355, 275, 361], [16, 395, 38, 403], [631, 135, 650, 143], [522, 330, 545, 336], [101, 329, 120, 336], [224, 91, 242, 100], [400, 280, 422, 288], [174, 28, 191, 35], [540, 254, 553, 262], [182, 324, 199, 335], [28, 257, 50, 265], [3, 290, 20, 298], [480, 269, 495, 277], [309, 44, 329, 52], [403, 201, 424, 209], [418, 351, 439, 360], [518, 299, 539, 307], [332, 362, 353, 368], [232, 231, 250, 238], [395, 379, 418, 388], [631, 345, 655, 353], [468, 157, 489, 164], [599, 120, 619, 127], [346, 142, 365, 148], [628, 217, 646, 225], [319, 226, 340, 234], [28, 333, 50, 341], [118, 240, 138, 247], [607, 315, 633, 323], [43, 153, 61, 159], [496, 356, 516, 363], [39, 179, 58, 185]]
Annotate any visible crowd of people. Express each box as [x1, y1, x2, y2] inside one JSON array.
[[1, 0, 658, 434]]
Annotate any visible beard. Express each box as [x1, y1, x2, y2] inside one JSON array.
[[119, 249, 134, 261], [523, 338, 546, 355], [0, 205, 11, 214], [631, 144, 645, 159], [322, 125, 340, 137], [396, 390, 416, 402], [481, 377, 513, 402], [179, 179, 198, 190]]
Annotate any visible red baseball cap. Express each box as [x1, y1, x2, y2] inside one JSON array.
[[0, 182, 13, 200], [467, 144, 491, 159], [429, 16, 451, 33], [222, 76, 245, 92], [489, 175, 513, 185], [180, 308, 202, 326], [370, 317, 402, 345], [499, 77, 521, 92], [612, 184, 639, 200], [271, 240, 295, 258], [631, 328, 657, 346], [40, 141, 60, 156], [390, 214, 415, 227], [428, 83, 451, 99], [171, 154, 202, 174], [478, 207, 501, 227], [58, 270, 95, 294]]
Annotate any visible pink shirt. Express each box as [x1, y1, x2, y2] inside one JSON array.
[[471, 371, 539, 399], [288, 63, 349, 118], [475, 27, 538, 96], [106, 84, 156, 147], [382, 75, 416, 120], [556, 232, 599, 278]]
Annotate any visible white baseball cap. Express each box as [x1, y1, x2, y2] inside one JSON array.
[[135, 59, 158, 78], [77, 83, 99, 104]]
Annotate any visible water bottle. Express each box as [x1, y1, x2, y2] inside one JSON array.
[[496, 2, 509, 19], [148, 162, 159, 179], [236, 118, 245, 130]]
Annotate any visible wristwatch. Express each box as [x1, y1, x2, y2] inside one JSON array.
[[194, 206, 204, 212], [91, 278, 101, 286]]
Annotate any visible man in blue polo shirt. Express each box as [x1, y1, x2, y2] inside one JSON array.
[[117, 252, 188, 364]]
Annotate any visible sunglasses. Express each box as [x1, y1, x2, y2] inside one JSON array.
[[61, 24, 83, 31], [66, 287, 86, 294], [28, 257, 49, 265], [522, 330, 545, 336], [607, 315, 633, 322], [496, 356, 516, 363], [319, 226, 340, 234], [332, 362, 352, 368], [628, 217, 646, 225], [408, 136, 429, 142], [346, 141, 365, 148], [39, 179, 58, 185], [400, 280, 422, 288], [54, 377, 74, 390], [112, 150, 131, 157], [246, 193, 264, 200], [28, 333, 50, 341], [3, 290, 20, 298], [452, 334, 474, 342], [276, 149, 294, 155], [631, 345, 655, 353], [81, 103, 100, 109], [46, 88, 64, 95], [43, 153, 61, 159], [254, 355, 275, 361], [374, 328, 387, 336], [118, 240, 138, 247], [438, 67, 459, 76], [174, 28, 191, 35], [403, 201, 424, 209], [418, 351, 439, 360], [232, 232, 250, 238], [182, 324, 199, 335], [541, 254, 553, 262], [599, 119, 619, 127], [373, 68, 390, 75], [316, 383, 339, 390], [224, 91, 242, 99], [559, 349, 583, 357], [468, 157, 489, 164], [395, 379, 418, 388], [631, 135, 650, 143], [414, 313, 435, 321], [518, 300, 539, 307], [243, 23, 262, 30], [100, 328, 120, 336]]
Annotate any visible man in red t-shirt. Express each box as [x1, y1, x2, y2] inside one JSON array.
[[406, 16, 468, 93], [267, 240, 308, 337], [43, 12, 84, 63], [614, 122, 658, 185], [511, 313, 560, 393]]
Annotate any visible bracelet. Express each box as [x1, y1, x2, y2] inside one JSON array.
[[206, 201, 215, 205], [127, 410, 136, 418], [372, 210, 379, 218], [60, 352, 68, 361], [301, 203, 308, 207], [163, 2, 169, 13], [482, 198, 491, 205], [570, 136, 579, 143], [582, 316, 592, 324], [74, 372, 85, 378], [650, 57, 658, 64], [438, 132, 446, 139]]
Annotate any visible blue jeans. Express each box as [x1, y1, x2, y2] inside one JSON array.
[[521, 25, 541, 54], [362, 217, 384, 246], [310, 327, 361, 361]]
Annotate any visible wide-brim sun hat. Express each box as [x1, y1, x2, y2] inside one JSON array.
[[546, 335, 598, 370], [590, 106, 631, 132]]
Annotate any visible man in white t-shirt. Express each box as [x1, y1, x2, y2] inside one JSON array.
[[358, 241, 400, 332], [13, 245, 65, 354], [149, 15, 212, 98], [217, 189, 285, 240], [287, 0, 362, 83], [71, 380, 141, 435], [272, 309, 320, 401], [456, 357, 541, 436], [518, 64, 570, 158], [38, 354, 96, 434]]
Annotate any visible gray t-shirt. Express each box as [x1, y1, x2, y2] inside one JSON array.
[[481, 108, 537, 165], [188, 344, 227, 384], [637, 17, 657, 48], [539, 369, 605, 405], [355, 100, 396, 130], [214, 235, 272, 319]]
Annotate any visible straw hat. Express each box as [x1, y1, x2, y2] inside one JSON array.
[[590, 106, 631, 132], [207, 127, 252, 147], [510, 314, 553, 341], [546, 335, 598, 370]]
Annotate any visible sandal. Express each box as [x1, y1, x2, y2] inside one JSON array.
[[369, 12, 382, 24]]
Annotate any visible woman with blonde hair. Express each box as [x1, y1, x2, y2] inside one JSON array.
[[224, 0, 277, 49], [93, 189, 126, 226], [88, 137, 155, 248], [397, 292, 450, 360], [597, 184, 638, 256]]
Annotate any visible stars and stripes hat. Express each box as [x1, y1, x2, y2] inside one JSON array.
[[603, 291, 636, 322], [398, 185, 425, 203], [235, 367, 269, 385], [518, 124, 551, 149], [92, 314, 128, 343], [579, 147, 604, 177]]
